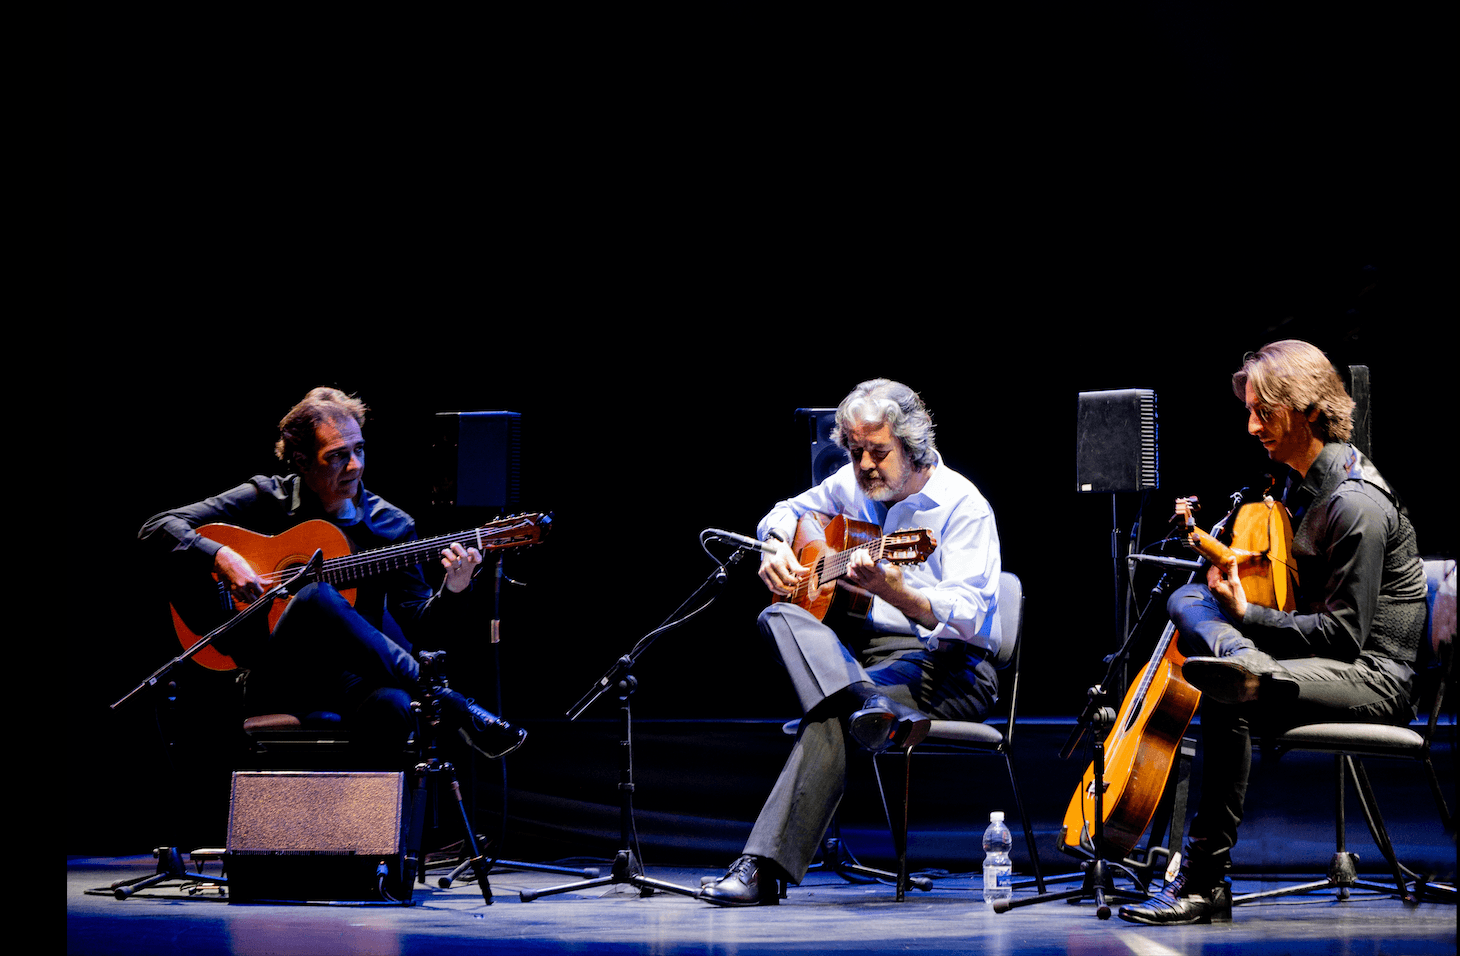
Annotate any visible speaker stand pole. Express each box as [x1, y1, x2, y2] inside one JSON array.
[[430, 553, 601, 887]]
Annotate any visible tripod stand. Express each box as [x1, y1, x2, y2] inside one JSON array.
[[995, 699, 1150, 918], [420, 553, 602, 890], [405, 660, 503, 905], [995, 555, 1200, 918], [520, 532, 753, 902]]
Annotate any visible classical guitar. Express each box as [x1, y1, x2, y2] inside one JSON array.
[[774, 512, 936, 622], [1060, 494, 1296, 855], [169, 512, 552, 671]]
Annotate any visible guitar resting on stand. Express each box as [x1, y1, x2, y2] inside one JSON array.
[[996, 487, 1294, 917]]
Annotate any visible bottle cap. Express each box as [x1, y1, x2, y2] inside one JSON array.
[[990, 811, 1005, 822]]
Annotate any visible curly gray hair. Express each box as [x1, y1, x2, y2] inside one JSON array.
[[831, 379, 938, 469]]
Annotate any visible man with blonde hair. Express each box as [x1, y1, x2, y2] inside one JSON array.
[[1120, 341, 1427, 925]]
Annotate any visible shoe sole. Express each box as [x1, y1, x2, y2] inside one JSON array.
[[1182, 658, 1260, 705]]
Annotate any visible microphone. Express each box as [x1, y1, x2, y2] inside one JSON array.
[[703, 528, 779, 554]]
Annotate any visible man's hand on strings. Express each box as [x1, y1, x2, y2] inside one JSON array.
[[1207, 556, 1249, 622], [845, 546, 904, 599], [441, 542, 483, 593], [758, 539, 807, 597], [214, 546, 266, 606], [846, 547, 938, 630]]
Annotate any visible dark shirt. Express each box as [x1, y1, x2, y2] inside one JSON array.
[[139, 474, 467, 655], [1242, 442, 1427, 665]]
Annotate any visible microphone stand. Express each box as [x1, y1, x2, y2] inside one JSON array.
[[997, 546, 1200, 919], [112, 550, 324, 713], [520, 533, 753, 902], [107, 552, 323, 900]]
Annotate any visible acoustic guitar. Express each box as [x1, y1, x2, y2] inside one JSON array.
[[169, 512, 551, 671], [1060, 495, 1295, 855], [774, 512, 936, 622]]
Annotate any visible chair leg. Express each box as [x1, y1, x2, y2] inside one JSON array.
[[1345, 756, 1418, 904], [1003, 752, 1046, 893], [1235, 753, 1438, 906], [896, 746, 913, 902]]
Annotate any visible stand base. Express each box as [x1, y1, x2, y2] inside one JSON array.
[[994, 857, 1149, 919], [110, 847, 227, 900], [1234, 851, 1456, 907], [520, 850, 699, 903], [807, 833, 933, 893]]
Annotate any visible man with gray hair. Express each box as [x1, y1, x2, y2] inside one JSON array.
[[700, 379, 1005, 906]]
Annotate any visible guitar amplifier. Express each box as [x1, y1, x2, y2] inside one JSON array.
[[225, 771, 410, 903], [1075, 389, 1159, 494]]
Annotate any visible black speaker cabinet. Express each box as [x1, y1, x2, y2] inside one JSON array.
[[1075, 389, 1159, 493], [225, 771, 409, 903], [795, 407, 845, 487], [431, 411, 522, 510]]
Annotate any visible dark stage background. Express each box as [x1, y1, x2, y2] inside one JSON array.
[[69, 8, 1452, 855]]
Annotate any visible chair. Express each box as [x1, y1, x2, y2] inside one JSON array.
[[240, 710, 352, 769], [880, 571, 1047, 899], [787, 571, 1046, 900], [1234, 557, 1456, 907]]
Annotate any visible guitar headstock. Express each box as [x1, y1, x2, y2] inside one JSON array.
[[478, 512, 553, 549], [883, 528, 936, 565]]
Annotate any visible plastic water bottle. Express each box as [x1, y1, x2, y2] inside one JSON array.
[[982, 810, 1013, 905]]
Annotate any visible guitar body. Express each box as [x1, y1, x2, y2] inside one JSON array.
[[170, 521, 355, 671], [1061, 630, 1201, 854], [167, 511, 551, 671], [1061, 498, 1296, 856], [772, 512, 936, 623], [777, 513, 881, 622]]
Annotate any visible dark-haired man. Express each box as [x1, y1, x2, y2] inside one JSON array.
[[699, 379, 1005, 906], [140, 387, 525, 767], [1119, 341, 1427, 925]]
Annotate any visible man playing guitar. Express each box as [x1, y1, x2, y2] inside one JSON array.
[[699, 378, 1005, 906], [139, 386, 526, 766], [1119, 341, 1428, 925]]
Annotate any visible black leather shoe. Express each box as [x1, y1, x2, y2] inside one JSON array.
[[699, 855, 780, 906], [1183, 650, 1290, 706], [849, 695, 931, 753], [1118, 877, 1232, 925], [433, 687, 528, 758]]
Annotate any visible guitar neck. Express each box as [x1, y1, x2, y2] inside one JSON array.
[[816, 535, 893, 583], [315, 518, 545, 588]]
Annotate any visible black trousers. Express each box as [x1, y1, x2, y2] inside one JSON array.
[[1167, 583, 1416, 881], [248, 582, 422, 768], [743, 603, 999, 882]]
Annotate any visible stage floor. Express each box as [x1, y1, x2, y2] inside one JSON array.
[[69, 853, 1456, 956]]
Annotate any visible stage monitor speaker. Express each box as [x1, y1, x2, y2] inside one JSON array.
[[795, 407, 844, 487], [1075, 389, 1159, 493], [225, 771, 409, 903], [432, 411, 522, 510]]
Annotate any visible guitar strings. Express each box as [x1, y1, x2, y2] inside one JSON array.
[[237, 519, 542, 589], [788, 537, 889, 600]]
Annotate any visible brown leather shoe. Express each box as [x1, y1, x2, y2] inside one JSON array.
[[698, 855, 781, 907]]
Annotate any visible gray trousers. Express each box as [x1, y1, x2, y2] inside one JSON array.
[[743, 603, 998, 882]]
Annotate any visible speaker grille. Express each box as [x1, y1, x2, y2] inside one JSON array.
[[1075, 389, 1159, 493], [227, 771, 405, 855]]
